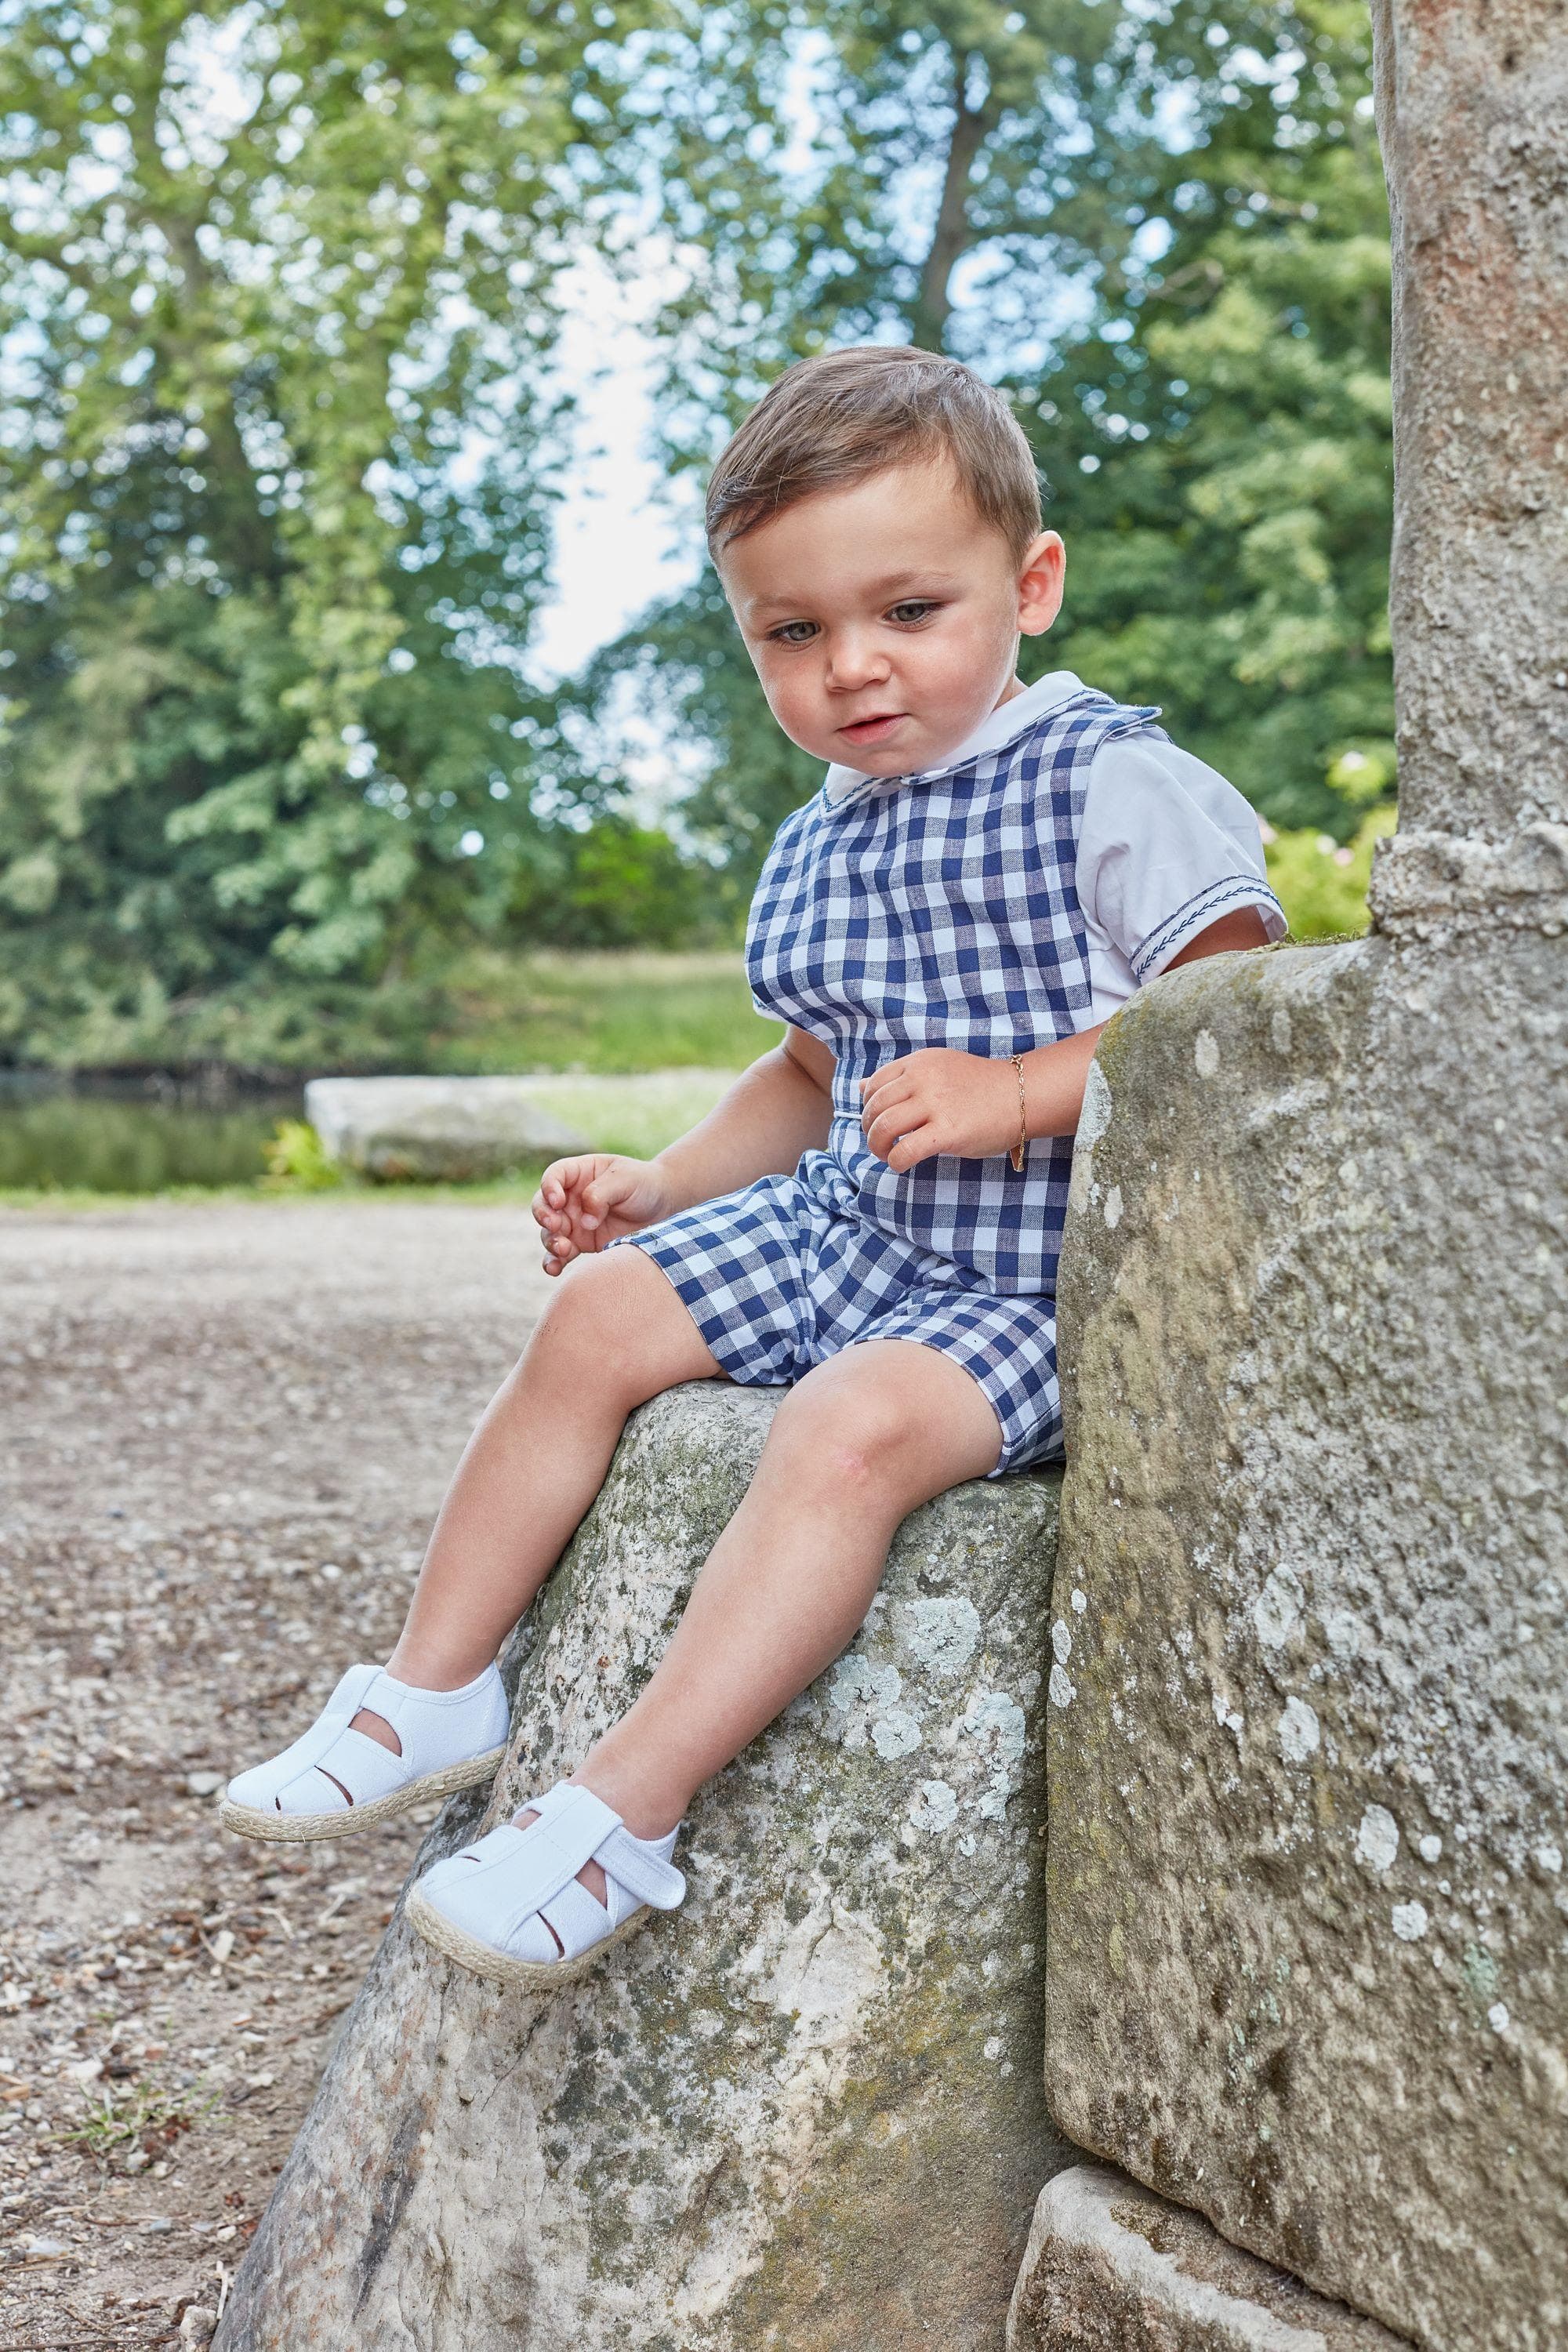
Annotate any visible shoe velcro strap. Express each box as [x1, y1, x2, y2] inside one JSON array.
[[595, 1825, 685, 1911], [325, 1663, 383, 1719], [488, 1786, 626, 1923]]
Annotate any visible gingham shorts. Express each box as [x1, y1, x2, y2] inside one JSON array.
[[619, 1151, 1062, 1475]]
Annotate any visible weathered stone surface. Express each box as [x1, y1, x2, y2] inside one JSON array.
[[1044, 936, 1567, 2352], [218, 1382, 1073, 2351], [306, 1075, 590, 1178], [1008, 2165, 1411, 2352], [1367, 0, 1568, 917], [1046, 12, 1567, 2343]]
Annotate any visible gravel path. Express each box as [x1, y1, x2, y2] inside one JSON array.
[[0, 1197, 548, 2347]]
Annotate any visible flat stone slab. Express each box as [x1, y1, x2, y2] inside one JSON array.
[[307, 1076, 590, 1178], [218, 1384, 1074, 2350], [1008, 2166, 1410, 2350], [305, 1069, 743, 1180], [1044, 935, 1567, 2352]]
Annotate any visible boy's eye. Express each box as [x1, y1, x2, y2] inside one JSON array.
[[769, 620, 818, 646], [887, 600, 938, 626]]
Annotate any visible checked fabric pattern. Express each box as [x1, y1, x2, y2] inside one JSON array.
[[627, 1153, 1062, 1474], [746, 688, 1164, 1296]]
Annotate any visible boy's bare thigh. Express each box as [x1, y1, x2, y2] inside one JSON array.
[[541, 1256, 1001, 1497]]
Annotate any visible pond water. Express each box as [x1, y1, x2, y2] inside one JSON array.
[[0, 1079, 303, 1192]]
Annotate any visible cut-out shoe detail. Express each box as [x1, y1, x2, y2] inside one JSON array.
[[220, 1662, 509, 1844], [407, 1781, 685, 1988]]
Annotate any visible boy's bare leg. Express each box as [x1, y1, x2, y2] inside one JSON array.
[[561, 1340, 1003, 1845], [354, 1247, 718, 1734]]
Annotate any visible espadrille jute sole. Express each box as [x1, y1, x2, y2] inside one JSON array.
[[404, 1882, 652, 1987], [217, 1745, 506, 1846]]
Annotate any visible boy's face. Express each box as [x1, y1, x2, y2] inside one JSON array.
[[718, 459, 1064, 775]]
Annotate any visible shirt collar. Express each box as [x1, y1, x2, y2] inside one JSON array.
[[819, 670, 1090, 813]]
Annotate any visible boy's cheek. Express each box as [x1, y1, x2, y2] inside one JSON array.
[[758, 677, 833, 760]]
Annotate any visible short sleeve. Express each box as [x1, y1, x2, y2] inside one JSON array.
[[1076, 738, 1287, 987]]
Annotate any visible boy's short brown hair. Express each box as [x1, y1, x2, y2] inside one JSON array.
[[706, 346, 1044, 562]]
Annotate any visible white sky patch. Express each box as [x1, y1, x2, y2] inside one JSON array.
[[527, 252, 702, 684]]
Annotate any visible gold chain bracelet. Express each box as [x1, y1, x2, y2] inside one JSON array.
[[1009, 1054, 1027, 1173]]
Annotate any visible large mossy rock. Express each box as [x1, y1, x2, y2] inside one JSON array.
[[1041, 0, 1568, 2329], [217, 1383, 1072, 2351], [1044, 935, 1566, 2352]]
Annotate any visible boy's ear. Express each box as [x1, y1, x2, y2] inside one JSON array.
[[1017, 532, 1065, 637]]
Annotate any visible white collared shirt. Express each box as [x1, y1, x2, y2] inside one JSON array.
[[821, 669, 1287, 1021]]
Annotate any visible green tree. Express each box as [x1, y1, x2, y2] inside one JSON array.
[[1027, 0, 1393, 835], [583, 0, 1392, 880], [0, 0, 631, 1068], [508, 811, 730, 949]]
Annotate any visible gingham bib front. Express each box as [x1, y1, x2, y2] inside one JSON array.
[[745, 688, 1165, 1296]]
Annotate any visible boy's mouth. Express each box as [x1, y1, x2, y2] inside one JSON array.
[[838, 712, 908, 749]]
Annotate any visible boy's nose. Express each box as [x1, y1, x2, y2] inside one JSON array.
[[825, 631, 891, 691]]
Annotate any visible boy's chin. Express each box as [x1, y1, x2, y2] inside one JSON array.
[[838, 724, 978, 776]]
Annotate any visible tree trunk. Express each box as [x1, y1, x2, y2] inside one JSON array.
[[910, 60, 996, 351]]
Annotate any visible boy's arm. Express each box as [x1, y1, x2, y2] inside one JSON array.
[[655, 1030, 834, 1210], [860, 907, 1270, 1169], [533, 1030, 833, 1272]]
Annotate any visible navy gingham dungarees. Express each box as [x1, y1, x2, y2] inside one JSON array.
[[622, 691, 1164, 1471]]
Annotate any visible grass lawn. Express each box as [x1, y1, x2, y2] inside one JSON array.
[[0, 1176, 547, 1212], [427, 948, 781, 1076], [0, 952, 782, 1200]]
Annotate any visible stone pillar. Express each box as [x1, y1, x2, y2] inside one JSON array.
[[1040, 11, 1568, 2348], [1367, 0, 1568, 912], [217, 1385, 1073, 2351]]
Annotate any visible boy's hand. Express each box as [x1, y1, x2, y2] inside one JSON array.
[[859, 1050, 1022, 1171], [531, 1155, 673, 1276]]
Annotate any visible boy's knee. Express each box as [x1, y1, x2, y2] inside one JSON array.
[[769, 1374, 912, 1494], [528, 1251, 653, 1384]]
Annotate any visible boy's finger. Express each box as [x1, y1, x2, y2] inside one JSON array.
[[859, 1076, 912, 1131], [885, 1123, 938, 1170], [862, 1077, 916, 1123], [858, 1058, 909, 1094], [579, 1168, 635, 1222], [865, 1101, 924, 1156]]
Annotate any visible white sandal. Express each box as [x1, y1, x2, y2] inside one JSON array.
[[220, 1662, 509, 1844], [406, 1781, 686, 1987]]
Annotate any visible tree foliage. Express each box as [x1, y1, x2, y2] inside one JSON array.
[[1025, 0, 1392, 833], [589, 0, 1392, 880], [0, 0, 632, 1065], [0, 0, 1396, 1072]]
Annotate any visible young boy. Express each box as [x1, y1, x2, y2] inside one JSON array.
[[223, 347, 1285, 1984]]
